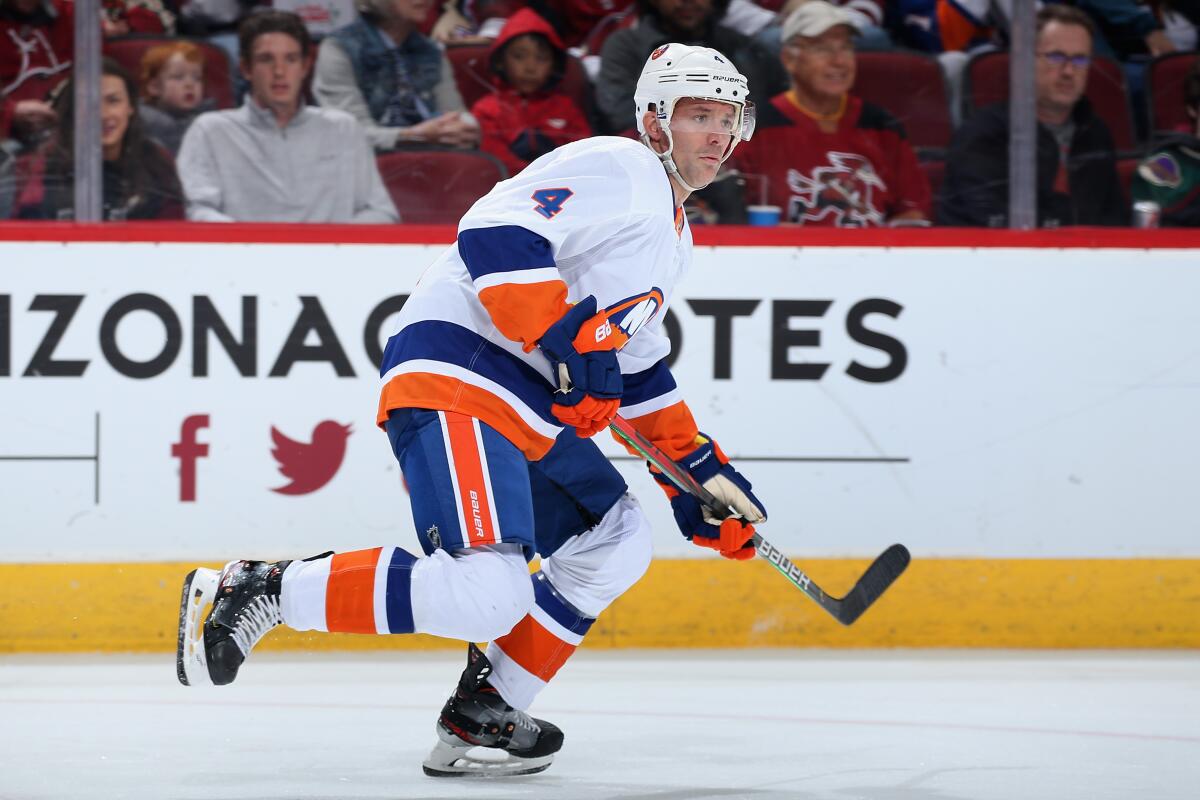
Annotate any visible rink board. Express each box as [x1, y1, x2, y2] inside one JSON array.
[[1, 226, 1199, 650]]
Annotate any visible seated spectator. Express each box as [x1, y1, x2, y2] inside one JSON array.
[[595, 0, 789, 135], [472, 8, 591, 174], [14, 58, 184, 219], [939, 4, 1126, 226], [139, 41, 216, 155], [1, 0, 73, 153], [1132, 55, 1200, 226], [101, 0, 176, 37], [736, 1, 931, 226], [314, 0, 479, 151], [178, 10, 399, 221]]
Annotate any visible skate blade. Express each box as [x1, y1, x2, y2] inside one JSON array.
[[421, 739, 553, 778], [176, 567, 220, 686]]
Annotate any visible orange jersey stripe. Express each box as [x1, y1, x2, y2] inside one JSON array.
[[493, 614, 577, 682], [478, 280, 569, 352], [377, 372, 557, 460], [443, 412, 499, 547], [326, 547, 382, 634], [618, 400, 700, 461]]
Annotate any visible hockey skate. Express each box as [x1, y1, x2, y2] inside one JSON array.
[[422, 643, 564, 778], [176, 559, 289, 686]]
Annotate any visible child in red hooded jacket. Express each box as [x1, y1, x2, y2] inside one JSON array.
[[471, 8, 591, 176]]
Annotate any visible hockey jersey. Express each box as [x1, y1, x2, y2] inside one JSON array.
[[377, 136, 700, 461]]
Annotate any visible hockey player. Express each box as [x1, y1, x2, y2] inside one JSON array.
[[176, 42, 767, 778]]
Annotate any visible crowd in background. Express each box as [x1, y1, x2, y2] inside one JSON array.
[[2, 0, 1199, 226]]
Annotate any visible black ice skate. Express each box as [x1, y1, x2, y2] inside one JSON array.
[[176, 559, 289, 686], [422, 643, 564, 778]]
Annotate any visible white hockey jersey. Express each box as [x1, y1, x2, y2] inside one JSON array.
[[377, 136, 701, 461]]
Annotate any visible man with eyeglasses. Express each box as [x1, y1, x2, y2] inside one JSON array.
[[734, 0, 932, 226], [939, 4, 1126, 227]]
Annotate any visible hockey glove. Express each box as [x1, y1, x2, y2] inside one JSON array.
[[538, 296, 623, 438], [653, 434, 767, 560]]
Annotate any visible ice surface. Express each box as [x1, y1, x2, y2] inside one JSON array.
[[1, 650, 1197, 800]]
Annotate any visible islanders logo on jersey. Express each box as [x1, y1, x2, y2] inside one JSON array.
[[606, 288, 665, 342]]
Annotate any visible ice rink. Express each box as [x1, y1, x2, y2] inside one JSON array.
[[1, 650, 1197, 800]]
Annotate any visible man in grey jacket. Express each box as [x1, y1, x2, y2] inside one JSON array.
[[178, 10, 399, 223]]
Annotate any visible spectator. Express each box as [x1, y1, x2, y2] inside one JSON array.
[[472, 8, 591, 174], [736, 1, 931, 226], [1131, 55, 1200, 226], [139, 41, 215, 155], [1, 0, 73, 153], [594, 0, 789, 135], [314, 0, 479, 151], [101, 0, 176, 36], [939, 4, 1126, 226], [178, 10, 398, 221], [14, 58, 184, 219]]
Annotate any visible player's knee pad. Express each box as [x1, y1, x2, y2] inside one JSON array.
[[540, 492, 654, 617], [412, 545, 534, 642]]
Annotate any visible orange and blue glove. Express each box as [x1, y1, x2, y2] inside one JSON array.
[[538, 296, 625, 438], [653, 434, 767, 560]]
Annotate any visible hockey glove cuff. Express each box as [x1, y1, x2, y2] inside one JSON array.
[[538, 296, 623, 438]]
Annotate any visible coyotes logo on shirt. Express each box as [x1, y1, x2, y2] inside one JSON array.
[[787, 152, 886, 227]]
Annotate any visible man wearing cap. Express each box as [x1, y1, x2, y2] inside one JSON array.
[[735, 0, 931, 226]]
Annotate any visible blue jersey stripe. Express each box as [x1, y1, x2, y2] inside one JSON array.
[[533, 571, 595, 634], [384, 548, 419, 633], [380, 320, 557, 425], [458, 225, 557, 281], [622, 359, 677, 407]]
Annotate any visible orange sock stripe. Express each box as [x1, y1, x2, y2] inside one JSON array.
[[493, 614, 577, 682], [444, 413, 498, 547], [325, 547, 382, 633]]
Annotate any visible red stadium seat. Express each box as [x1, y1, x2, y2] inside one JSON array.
[[376, 149, 508, 224], [854, 52, 953, 152], [580, 7, 637, 56], [103, 36, 236, 109], [445, 42, 592, 117], [964, 50, 1136, 151], [1146, 51, 1198, 135]]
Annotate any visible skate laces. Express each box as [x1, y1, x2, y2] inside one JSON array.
[[229, 595, 283, 657]]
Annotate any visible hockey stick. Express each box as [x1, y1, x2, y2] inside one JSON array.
[[609, 416, 910, 626]]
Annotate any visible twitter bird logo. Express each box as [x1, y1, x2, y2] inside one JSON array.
[[270, 421, 353, 495]]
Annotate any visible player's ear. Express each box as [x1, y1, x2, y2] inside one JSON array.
[[642, 108, 665, 147]]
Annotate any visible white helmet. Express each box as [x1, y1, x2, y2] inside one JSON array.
[[633, 43, 756, 191]]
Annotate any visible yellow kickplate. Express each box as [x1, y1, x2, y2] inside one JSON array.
[[0, 558, 1197, 653]]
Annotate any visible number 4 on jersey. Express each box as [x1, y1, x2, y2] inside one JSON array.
[[532, 188, 574, 220]]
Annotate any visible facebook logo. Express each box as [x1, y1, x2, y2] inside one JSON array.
[[171, 415, 210, 502]]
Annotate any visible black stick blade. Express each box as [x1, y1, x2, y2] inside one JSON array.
[[833, 544, 912, 626]]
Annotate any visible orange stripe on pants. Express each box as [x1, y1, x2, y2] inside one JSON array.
[[326, 547, 381, 633], [444, 413, 498, 547], [494, 614, 576, 682]]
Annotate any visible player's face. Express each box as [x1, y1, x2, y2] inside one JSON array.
[[668, 98, 737, 188], [242, 33, 310, 117], [1035, 22, 1091, 115], [782, 26, 856, 102], [502, 34, 554, 96]]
